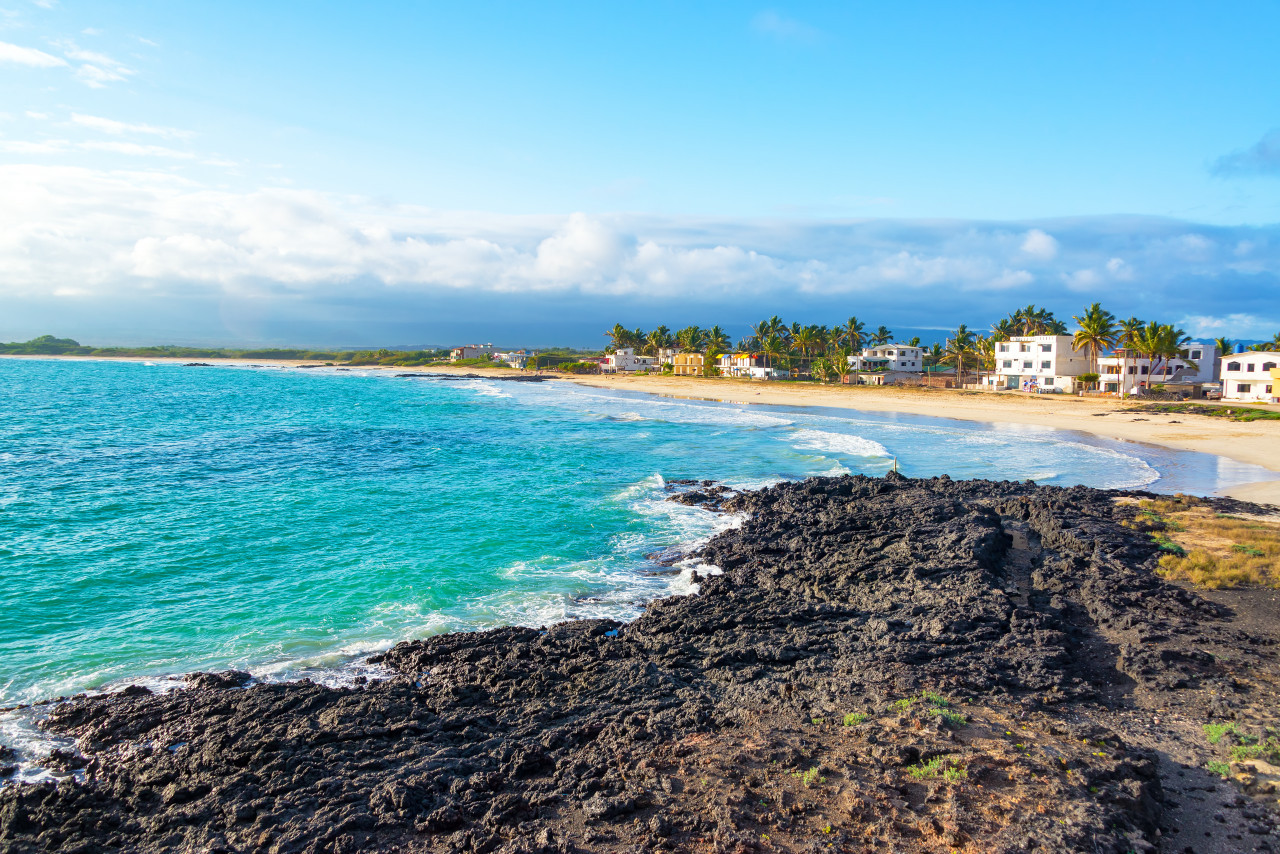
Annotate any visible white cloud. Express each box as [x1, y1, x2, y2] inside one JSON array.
[[71, 113, 194, 140], [0, 163, 1277, 340], [0, 40, 67, 67], [56, 42, 135, 87], [1180, 314, 1279, 339], [25, 110, 49, 119], [1020, 228, 1058, 260]]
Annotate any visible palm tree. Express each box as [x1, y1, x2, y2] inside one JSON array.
[[1114, 316, 1145, 395], [644, 326, 673, 357], [838, 317, 866, 351], [1213, 336, 1234, 357], [924, 342, 945, 370], [1046, 319, 1068, 335], [676, 325, 705, 353], [906, 336, 921, 348], [705, 325, 730, 353], [792, 326, 818, 375], [1071, 303, 1118, 387], [604, 323, 631, 353], [973, 335, 996, 385], [761, 333, 788, 375], [1132, 322, 1190, 389], [944, 325, 976, 384], [990, 318, 1016, 342], [871, 325, 893, 346]]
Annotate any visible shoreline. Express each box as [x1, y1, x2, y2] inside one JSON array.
[[6, 354, 1279, 504], [559, 372, 1280, 505]]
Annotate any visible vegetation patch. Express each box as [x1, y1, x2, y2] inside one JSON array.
[[1122, 402, 1280, 422], [907, 756, 967, 784], [1119, 497, 1280, 588]]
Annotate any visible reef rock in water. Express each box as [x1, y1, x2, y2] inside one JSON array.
[[3, 474, 1279, 853]]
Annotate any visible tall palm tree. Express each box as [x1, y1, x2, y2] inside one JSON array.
[[1213, 336, 1234, 357], [792, 326, 818, 374], [644, 326, 673, 357], [973, 335, 996, 384], [705, 325, 731, 353], [906, 336, 921, 348], [1132, 322, 1190, 388], [871, 325, 893, 346], [944, 325, 976, 383], [1116, 316, 1145, 395], [839, 317, 866, 351], [990, 318, 1016, 342], [1046, 319, 1068, 335], [1071, 302, 1118, 386], [924, 342, 945, 370], [604, 323, 631, 352], [676, 325, 705, 353], [762, 333, 788, 375]]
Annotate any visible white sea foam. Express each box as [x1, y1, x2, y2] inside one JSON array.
[[469, 382, 511, 399], [787, 428, 890, 459]]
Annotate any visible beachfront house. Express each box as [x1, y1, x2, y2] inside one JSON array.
[[494, 351, 529, 369], [717, 352, 764, 377], [990, 335, 1090, 393], [847, 344, 925, 374], [671, 353, 704, 376], [1096, 344, 1219, 397], [602, 347, 657, 373], [451, 344, 497, 361], [1221, 352, 1280, 403]]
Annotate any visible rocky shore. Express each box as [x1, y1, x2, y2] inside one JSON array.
[[3, 475, 1280, 853]]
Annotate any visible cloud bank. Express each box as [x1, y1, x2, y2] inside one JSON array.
[[1, 163, 1277, 345]]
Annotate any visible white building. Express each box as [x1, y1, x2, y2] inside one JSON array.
[[847, 344, 924, 373], [451, 344, 496, 361], [601, 347, 657, 373], [991, 335, 1090, 393], [494, 351, 529, 369], [1221, 352, 1279, 403], [1097, 344, 1219, 395]]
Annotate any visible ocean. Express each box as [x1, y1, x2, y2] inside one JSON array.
[[0, 358, 1272, 713]]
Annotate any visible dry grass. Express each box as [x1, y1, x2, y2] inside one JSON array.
[[1125, 496, 1280, 588]]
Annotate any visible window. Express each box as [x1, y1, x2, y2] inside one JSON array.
[[998, 344, 1008, 352], [1268, 385, 1274, 394], [1264, 362, 1277, 371], [1105, 383, 1118, 392], [1140, 366, 1149, 375], [1043, 377, 1055, 386], [1128, 366, 1137, 374], [1238, 383, 1252, 393], [1041, 361, 1051, 369], [1105, 366, 1120, 374], [1023, 361, 1032, 369], [1040, 344, 1052, 352], [1191, 350, 1202, 360], [1228, 361, 1241, 372], [1002, 360, 1012, 368]]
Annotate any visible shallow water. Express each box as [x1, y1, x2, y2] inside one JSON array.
[[0, 359, 1274, 710]]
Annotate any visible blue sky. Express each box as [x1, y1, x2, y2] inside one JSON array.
[[1, 1, 1278, 347]]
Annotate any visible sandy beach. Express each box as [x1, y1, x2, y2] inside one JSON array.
[[8, 355, 1279, 504], [559, 371, 1280, 505]]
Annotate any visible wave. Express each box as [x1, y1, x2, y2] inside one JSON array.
[[787, 428, 891, 459]]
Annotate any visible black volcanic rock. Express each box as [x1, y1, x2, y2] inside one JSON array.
[[2, 475, 1278, 853]]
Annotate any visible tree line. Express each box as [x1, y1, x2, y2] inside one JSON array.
[[604, 307, 1280, 384]]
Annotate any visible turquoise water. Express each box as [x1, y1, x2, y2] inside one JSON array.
[[1, 359, 1275, 709]]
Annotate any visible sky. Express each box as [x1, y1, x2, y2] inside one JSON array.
[[1, 1, 1278, 348]]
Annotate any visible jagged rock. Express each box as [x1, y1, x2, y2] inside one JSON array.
[[1, 475, 1273, 853]]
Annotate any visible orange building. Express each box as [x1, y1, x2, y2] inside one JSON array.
[[672, 353, 704, 376]]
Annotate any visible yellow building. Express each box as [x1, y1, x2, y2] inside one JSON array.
[[672, 353, 704, 376]]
